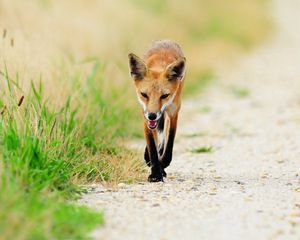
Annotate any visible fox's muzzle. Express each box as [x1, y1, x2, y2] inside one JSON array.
[[147, 112, 157, 120], [145, 111, 163, 130]]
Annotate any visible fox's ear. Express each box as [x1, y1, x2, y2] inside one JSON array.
[[128, 53, 147, 80], [166, 57, 186, 81]]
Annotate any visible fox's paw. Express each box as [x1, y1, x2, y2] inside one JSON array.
[[162, 169, 167, 178], [148, 173, 164, 182]]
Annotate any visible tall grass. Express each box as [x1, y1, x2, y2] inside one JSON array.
[[0, 0, 271, 238], [0, 64, 145, 238], [0, 69, 105, 239]]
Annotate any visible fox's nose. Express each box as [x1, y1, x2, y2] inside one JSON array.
[[148, 112, 157, 120]]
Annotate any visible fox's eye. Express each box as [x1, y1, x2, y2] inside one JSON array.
[[160, 94, 170, 100], [141, 92, 148, 99]]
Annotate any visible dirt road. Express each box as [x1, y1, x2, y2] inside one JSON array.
[[80, 1, 300, 239]]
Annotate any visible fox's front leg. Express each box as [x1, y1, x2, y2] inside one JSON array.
[[161, 113, 178, 169], [144, 147, 151, 167], [144, 142, 167, 178], [144, 122, 163, 182]]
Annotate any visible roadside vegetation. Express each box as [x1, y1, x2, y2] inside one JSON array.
[[0, 0, 270, 238], [190, 146, 214, 154]]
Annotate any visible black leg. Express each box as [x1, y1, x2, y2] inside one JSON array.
[[162, 169, 167, 177], [158, 141, 164, 157], [161, 127, 176, 169], [145, 145, 165, 177], [144, 146, 151, 167], [146, 132, 163, 182], [158, 142, 167, 177]]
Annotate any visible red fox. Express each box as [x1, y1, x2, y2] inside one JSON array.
[[128, 40, 186, 182]]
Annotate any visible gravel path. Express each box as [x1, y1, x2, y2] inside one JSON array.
[[80, 1, 300, 239]]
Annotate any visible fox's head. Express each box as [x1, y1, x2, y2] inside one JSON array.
[[128, 53, 186, 130]]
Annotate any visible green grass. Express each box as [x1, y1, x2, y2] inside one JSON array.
[[0, 189, 103, 240], [232, 86, 251, 98], [190, 15, 252, 48], [182, 132, 207, 138], [0, 64, 144, 239], [224, 122, 240, 134], [184, 69, 215, 95], [128, 0, 167, 14], [199, 106, 212, 113], [190, 146, 214, 154]]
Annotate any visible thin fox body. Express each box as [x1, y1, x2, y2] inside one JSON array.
[[128, 40, 186, 182]]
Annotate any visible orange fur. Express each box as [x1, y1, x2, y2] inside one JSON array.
[[128, 40, 186, 182]]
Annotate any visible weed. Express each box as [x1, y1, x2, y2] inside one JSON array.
[[0, 67, 143, 238], [190, 146, 214, 154], [182, 132, 207, 138], [232, 86, 251, 98], [224, 122, 240, 134], [199, 106, 211, 113], [184, 69, 215, 95]]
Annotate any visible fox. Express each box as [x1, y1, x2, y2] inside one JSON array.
[[128, 40, 186, 182]]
